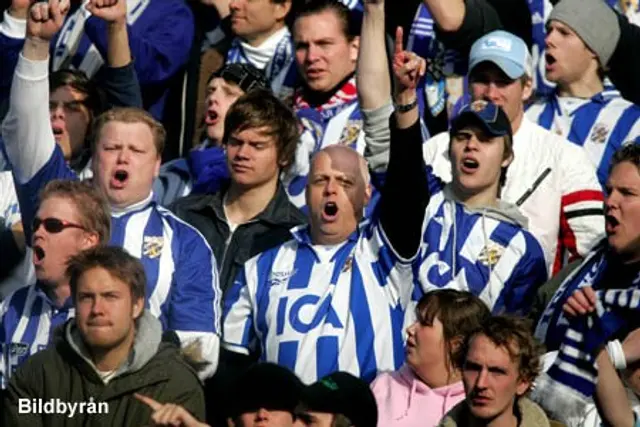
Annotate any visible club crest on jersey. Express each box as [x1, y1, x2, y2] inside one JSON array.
[[8, 342, 29, 357], [590, 123, 609, 144], [478, 243, 505, 267], [342, 256, 353, 273], [269, 269, 297, 287], [143, 236, 164, 259], [340, 120, 362, 146]]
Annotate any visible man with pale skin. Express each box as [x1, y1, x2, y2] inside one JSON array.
[[2, 0, 222, 379], [440, 316, 553, 427], [221, 38, 430, 383], [2, 246, 205, 425]]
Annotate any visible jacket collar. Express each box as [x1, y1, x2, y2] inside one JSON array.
[[192, 180, 304, 227]]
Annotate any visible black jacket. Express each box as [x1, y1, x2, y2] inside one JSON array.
[[170, 182, 307, 297]]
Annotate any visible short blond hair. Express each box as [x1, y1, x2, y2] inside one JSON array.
[[91, 107, 166, 155]]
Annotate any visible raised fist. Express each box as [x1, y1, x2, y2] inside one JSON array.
[[86, 0, 127, 24], [27, 0, 71, 42]]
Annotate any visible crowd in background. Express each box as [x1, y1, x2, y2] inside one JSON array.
[[0, 0, 640, 426]]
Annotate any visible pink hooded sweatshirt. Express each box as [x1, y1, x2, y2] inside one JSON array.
[[371, 365, 465, 427]]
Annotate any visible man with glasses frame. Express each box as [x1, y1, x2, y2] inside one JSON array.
[[0, 179, 111, 391]]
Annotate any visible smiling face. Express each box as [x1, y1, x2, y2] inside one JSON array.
[[294, 9, 359, 93], [306, 147, 371, 245], [49, 85, 91, 161], [204, 77, 245, 144], [544, 20, 599, 86], [449, 125, 512, 204], [462, 334, 530, 423], [604, 161, 640, 263], [92, 121, 161, 209], [75, 266, 143, 352]]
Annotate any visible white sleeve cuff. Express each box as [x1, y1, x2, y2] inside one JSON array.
[[0, 10, 27, 39], [16, 52, 49, 81]]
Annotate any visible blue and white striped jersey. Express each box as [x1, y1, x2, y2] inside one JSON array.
[[411, 174, 549, 319], [526, 90, 640, 187], [5, 144, 222, 378], [0, 285, 74, 389], [223, 220, 415, 384]]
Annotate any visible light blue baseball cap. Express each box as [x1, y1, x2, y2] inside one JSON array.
[[468, 30, 533, 80]]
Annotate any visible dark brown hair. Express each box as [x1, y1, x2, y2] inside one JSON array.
[[610, 142, 640, 173], [416, 290, 491, 373], [223, 89, 299, 172], [67, 245, 146, 304], [39, 179, 111, 245], [461, 315, 544, 387], [294, 0, 360, 41]]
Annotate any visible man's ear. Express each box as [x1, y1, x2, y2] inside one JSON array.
[[132, 297, 144, 319], [274, 0, 292, 22], [521, 77, 533, 103], [349, 36, 360, 63], [515, 377, 531, 397], [81, 232, 100, 249]]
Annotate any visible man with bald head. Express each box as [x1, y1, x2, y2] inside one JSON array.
[[223, 102, 429, 384]]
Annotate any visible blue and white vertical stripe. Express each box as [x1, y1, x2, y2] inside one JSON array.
[[526, 91, 640, 187], [222, 220, 415, 384], [0, 285, 75, 389], [412, 181, 548, 318]]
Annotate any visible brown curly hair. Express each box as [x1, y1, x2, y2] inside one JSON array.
[[460, 315, 544, 387]]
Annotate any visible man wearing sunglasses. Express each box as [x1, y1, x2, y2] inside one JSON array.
[[0, 179, 111, 390], [1, 0, 223, 380]]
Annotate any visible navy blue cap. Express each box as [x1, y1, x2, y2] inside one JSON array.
[[450, 100, 512, 138]]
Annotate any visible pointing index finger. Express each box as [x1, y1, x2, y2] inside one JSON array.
[[394, 26, 404, 55], [134, 393, 162, 411]]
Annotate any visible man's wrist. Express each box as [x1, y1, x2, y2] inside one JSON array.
[[394, 90, 418, 110]]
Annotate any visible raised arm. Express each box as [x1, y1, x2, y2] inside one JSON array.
[[1, 0, 76, 244], [86, 0, 142, 109], [378, 28, 429, 260], [82, 0, 194, 86], [357, 0, 394, 175], [357, 0, 390, 111], [594, 348, 636, 427]]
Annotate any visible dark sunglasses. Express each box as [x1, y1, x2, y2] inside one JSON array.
[[32, 217, 86, 234]]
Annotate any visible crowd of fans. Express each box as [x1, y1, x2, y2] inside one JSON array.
[[0, 0, 639, 425]]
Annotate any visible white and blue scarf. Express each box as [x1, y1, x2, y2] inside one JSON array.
[[226, 28, 298, 101], [532, 240, 640, 424]]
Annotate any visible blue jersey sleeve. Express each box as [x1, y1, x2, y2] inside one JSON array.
[[15, 145, 77, 245], [166, 220, 221, 335]]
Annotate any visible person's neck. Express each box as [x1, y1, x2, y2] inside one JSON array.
[[451, 184, 498, 209], [41, 279, 71, 308], [225, 178, 279, 224], [89, 331, 135, 372], [243, 23, 285, 48], [558, 75, 604, 99], [303, 72, 355, 108], [415, 365, 461, 389]]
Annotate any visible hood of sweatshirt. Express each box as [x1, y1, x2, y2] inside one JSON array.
[[443, 185, 529, 229], [396, 365, 465, 421], [64, 311, 163, 384]]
